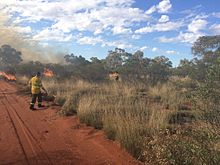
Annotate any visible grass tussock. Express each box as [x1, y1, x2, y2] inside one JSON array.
[[42, 79, 220, 163]]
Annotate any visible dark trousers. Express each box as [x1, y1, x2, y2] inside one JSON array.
[[30, 93, 42, 107]]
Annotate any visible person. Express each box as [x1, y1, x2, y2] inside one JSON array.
[[109, 71, 120, 81], [29, 72, 47, 110], [114, 71, 119, 81]]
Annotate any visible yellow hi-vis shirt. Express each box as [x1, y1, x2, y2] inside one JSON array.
[[29, 76, 43, 94]]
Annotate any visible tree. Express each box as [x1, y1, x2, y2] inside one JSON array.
[[16, 61, 44, 76], [105, 48, 132, 70], [191, 35, 220, 82], [192, 35, 220, 58], [175, 59, 195, 77], [64, 54, 90, 65], [120, 50, 150, 81], [0, 45, 23, 66], [90, 57, 101, 64], [192, 35, 220, 65], [132, 50, 144, 60], [199, 58, 220, 103], [192, 36, 220, 97], [148, 56, 172, 84]]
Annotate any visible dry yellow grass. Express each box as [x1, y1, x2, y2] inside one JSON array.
[[16, 75, 29, 84], [42, 79, 220, 163], [44, 79, 174, 157]]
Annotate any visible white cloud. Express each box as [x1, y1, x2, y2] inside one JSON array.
[[158, 18, 208, 44], [159, 32, 204, 44], [76, 35, 133, 49], [188, 19, 207, 33], [131, 34, 141, 39], [89, 7, 149, 34], [166, 50, 179, 55], [157, 0, 172, 13], [155, 21, 182, 31], [0, 0, 214, 51], [33, 28, 73, 42], [12, 26, 32, 34], [105, 0, 135, 7], [145, 0, 172, 15], [0, 0, 149, 38], [135, 26, 153, 34], [51, 13, 96, 33], [145, 6, 156, 15], [140, 46, 148, 51], [210, 24, 220, 35], [212, 12, 220, 18], [194, 14, 209, 20], [55, 4, 148, 35], [77, 36, 103, 45], [152, 47, 158, 52], [159, 15, 169, 23], [102, 41, 133, 49], [158, 36, 178, 43], [178, 32, 203, 43], [112, 26, 132, 35], [135, 21, 183, 34]]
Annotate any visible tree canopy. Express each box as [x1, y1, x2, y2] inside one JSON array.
[[0, 45, 23, 66], [192, 35, 220, 64]]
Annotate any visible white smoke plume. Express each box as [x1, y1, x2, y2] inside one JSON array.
[[0, 13, 65, 64]]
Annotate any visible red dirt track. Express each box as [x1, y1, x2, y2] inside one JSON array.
[[0, 80, 141, 165]]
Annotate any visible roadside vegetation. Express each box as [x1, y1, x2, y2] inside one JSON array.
[[1, 35, 220, 164]]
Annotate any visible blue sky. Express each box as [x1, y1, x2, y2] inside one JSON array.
[[0, 0, 220, 65]]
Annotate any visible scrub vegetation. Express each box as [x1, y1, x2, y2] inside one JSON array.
[[2, 35, 220, 164]]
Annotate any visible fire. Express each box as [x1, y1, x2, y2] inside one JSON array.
[[43, 68, 54, 77], [0, 71, 16, 81]]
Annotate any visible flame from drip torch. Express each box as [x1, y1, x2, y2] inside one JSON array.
[[43, 68, 54, 77], [0, 71, 16, 81]]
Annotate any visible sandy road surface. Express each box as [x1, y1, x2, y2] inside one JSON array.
[[0, 80, 141, 165]]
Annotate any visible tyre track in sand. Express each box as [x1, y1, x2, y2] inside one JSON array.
[[0, 92, 29, 165], [0, 80, 141, 165], [6, 91, 52, 164], [0, 85, 52, 165]]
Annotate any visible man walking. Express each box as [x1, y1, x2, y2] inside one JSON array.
[[29, 72, 47, 110]]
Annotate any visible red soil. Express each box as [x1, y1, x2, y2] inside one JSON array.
[[0, 80, 141, 165]]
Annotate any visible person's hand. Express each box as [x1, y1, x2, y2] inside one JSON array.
[[42, 87, 47, 93]]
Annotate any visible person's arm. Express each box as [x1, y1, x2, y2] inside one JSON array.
[[28, 78, 32, 86], [28, 78, 32, 94], [42, 86, 47, 93], [40, 80, 47, 93]]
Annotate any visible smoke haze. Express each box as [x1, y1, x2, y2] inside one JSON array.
[[0, 13, 65, 64]]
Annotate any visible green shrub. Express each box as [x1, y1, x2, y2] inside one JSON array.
[[142, 123, 220, 165]]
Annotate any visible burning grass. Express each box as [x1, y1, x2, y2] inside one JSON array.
[[43, 68, 54, 77], [0, 71, 16, 81]]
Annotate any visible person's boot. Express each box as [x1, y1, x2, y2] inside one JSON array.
[[30, 105, 36, 110]]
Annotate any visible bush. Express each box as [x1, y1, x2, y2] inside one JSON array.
[[142, 123, 220, 165]]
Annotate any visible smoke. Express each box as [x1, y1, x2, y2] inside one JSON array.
[[0, 13, 66, 64]]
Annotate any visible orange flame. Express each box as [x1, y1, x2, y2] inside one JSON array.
[[0, 71, 16, 81], [43, 68, 54, 77]]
